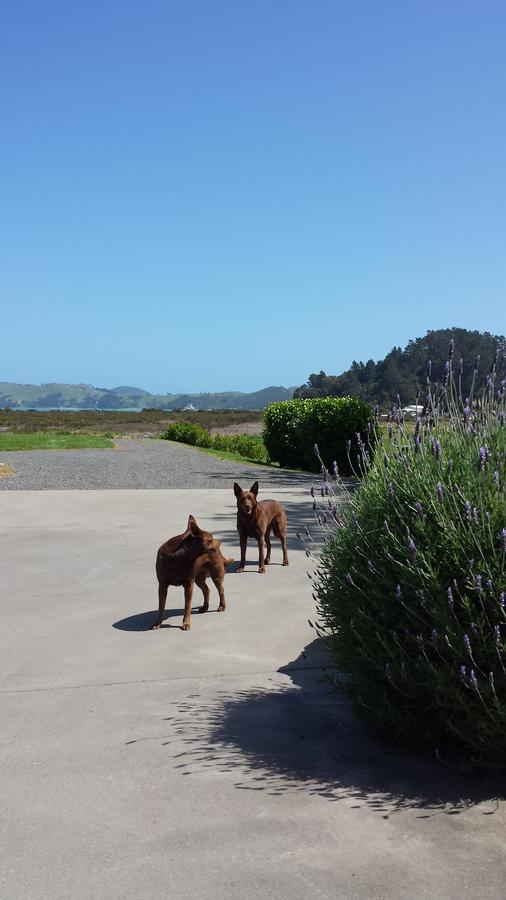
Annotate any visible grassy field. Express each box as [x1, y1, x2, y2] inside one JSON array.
[[0, 408, 263, 436], [0, 432, 114, 451]]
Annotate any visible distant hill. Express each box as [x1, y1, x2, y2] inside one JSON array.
[[0, 382, 294, 411], [294, 328, 506, 407]]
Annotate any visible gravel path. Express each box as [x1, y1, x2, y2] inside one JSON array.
[[0, 438, 315, 490]]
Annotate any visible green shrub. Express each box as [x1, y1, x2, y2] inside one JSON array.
[[313, 350, 506, 767], [263, 396, 372, 473], [161, 423, 269, 462], [210, 432, 270, 463], [160, 422, 212, 447]]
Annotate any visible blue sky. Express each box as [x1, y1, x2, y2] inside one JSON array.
[[1, 1, 505, 393]]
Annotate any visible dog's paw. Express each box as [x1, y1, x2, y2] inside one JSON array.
[[198, 605, 209, 614], [151, 622, 162, 630], [237, 566, 245, 574], [217, 604, 226, 612], [282, 560, 289, 566], [181, 621, 191, 631], [258, 566, 265, 574]]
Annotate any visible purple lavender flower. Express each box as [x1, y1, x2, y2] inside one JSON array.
[[475, 574, 483, 592], [437, 481, 444, 502], [415, 501, 423, 517], [414, 435, 421, 453], [448, 339, 454, 360], [494, 624, 501, 646], [431, 628, 438, 643], [459, 665, 467, 683], [387, 482, 394, 497], [383, 452, 389, 467], [472, 507, 479, 527], [447, 459, 453, 476], [447, 586, 454, 608], [332, 460, 339, 479], [469, 669, 478, 690], [464, 500, 471, 523], [463, 633, 472, 655], [499, 592, 505, 610], [434, 440, 441, 460], [470, 622, 478, 635], [417, 590, 425, 607], [478, 447, 487, 471], [394, 584, 402, 601], [408, 539, 416, 563], [501, 528, 506, 554]]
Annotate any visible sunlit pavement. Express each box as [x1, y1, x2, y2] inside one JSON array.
[[1, 489, 505, 900]]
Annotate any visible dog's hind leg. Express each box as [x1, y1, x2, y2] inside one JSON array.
[[212, 575, 226, 611], [264, 527, 272, 565], [197, 575, 210, 613], [182, 581, 194, 631], [273, 517, 289, 566], [257, 535, 266, 574], [152, 583, 168, 630]]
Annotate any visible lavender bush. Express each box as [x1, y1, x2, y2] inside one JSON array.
[[311, 347, 506, 767]]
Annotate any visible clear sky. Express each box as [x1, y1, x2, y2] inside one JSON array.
[[1, 1, 505, 393]]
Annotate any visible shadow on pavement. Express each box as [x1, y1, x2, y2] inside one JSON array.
[[113, 608, 187, 630], [150, 638, 503, 814]]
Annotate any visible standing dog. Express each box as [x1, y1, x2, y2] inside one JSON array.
[[234, 481, 288, 574], [195, 539, 234, 614], [152, 514, 215, 631]]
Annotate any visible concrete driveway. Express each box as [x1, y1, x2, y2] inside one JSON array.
[[1, 489, 505, 899]]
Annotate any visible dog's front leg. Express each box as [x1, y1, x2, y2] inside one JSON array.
[[237, 533, 247, 573], [257, 534, 266, 574], [182, 581, 194, 631], [152, 583, 168, 630]]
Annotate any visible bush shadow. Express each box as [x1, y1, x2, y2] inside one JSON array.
[[154, 638, 503, 814]]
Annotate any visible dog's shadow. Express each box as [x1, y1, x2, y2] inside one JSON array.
[[113, 608, 201, 631]]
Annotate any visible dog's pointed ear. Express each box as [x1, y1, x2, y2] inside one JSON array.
[[250, 481, 259, 496], [187, 514, 201, 536], [233, 482, 242, 498]]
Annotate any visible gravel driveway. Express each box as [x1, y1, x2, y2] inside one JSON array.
[[0, 438, 315, 490]]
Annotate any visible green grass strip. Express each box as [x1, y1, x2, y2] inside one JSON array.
[[0, 432, 114, 451]]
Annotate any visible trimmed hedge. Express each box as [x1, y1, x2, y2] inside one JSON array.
[[263, 396, 373, 473]]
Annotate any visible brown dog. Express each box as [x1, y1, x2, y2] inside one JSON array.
[[195, 539, 234, 614], [234, 481, 288, 574], [152, 514, 215, 631]]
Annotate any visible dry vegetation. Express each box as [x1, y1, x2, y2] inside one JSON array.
[[0, 408, 263, 437]]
